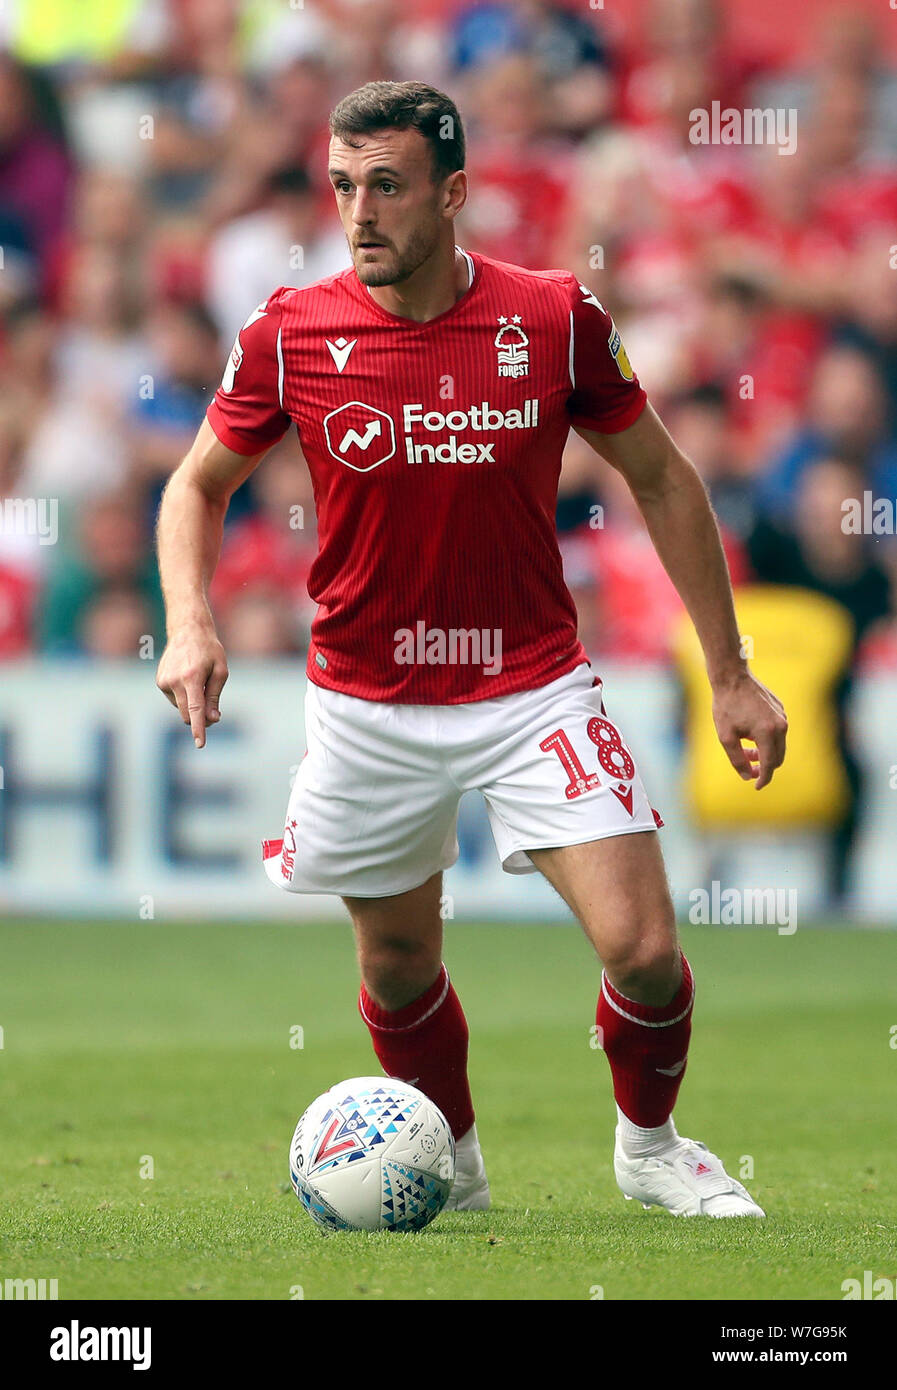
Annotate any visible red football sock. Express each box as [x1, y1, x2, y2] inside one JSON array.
[[596, 953, 694, 1127], [358, 964, 475, 1140]]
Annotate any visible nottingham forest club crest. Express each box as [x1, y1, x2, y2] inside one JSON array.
[[494, 315, 529, 379]]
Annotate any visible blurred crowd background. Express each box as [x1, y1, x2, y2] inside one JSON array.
[[2, 0, 897, 912], [2, 0, 897, 668]]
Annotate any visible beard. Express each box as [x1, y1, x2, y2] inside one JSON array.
[[351, 218, 442, 287]]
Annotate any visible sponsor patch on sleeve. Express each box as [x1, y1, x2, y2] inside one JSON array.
[[607, 325, 634, 382]]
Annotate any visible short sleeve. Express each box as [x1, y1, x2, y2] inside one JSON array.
[[565, 275, 647, 434], [206, 289, 291, 455]]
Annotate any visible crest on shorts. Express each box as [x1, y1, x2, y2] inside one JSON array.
[[494, 316, 529, 379]]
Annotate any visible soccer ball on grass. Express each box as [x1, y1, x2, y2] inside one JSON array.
[[289, 1076, 455, 1232]]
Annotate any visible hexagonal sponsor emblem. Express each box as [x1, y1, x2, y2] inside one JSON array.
[[323, 401, 396, 472]]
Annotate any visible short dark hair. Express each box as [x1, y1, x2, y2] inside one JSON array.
[[328, 81, 465, 182]]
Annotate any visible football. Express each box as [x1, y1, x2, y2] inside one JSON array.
[[289, 1076, 455, 1232]]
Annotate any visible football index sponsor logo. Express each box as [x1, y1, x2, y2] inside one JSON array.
[[402, 400, 539, 464], [323, 400, 396, 471], [50, 1321, 151, 1371], [323, 399, 540, 469]]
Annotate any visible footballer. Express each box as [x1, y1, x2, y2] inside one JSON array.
[[156, 81, 787, 1218]]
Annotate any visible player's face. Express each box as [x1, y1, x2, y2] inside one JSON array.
[[328, 129, 459, 287]]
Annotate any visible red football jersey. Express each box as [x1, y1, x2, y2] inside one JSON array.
[[206, 248, 647, 703]]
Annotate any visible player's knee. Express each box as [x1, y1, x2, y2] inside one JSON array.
[[360, 939, 441, 1011], [603, 937, 681, 1005]]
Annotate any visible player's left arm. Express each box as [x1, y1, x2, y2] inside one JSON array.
[[575, 405, 788, 789]]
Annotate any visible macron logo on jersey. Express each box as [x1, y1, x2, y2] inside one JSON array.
[[578, 283, 604, 313], [325, 337, 358, 373]]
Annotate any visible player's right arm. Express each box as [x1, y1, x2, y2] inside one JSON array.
[[155, 291, 292, 747], [155, 419, 270, 747]]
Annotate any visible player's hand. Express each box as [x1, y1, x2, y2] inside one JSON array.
[[156, 621, 229, 749], [711, 669, 788, 790]]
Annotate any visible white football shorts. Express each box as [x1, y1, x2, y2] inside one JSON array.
[[262, 661, 662, 898]]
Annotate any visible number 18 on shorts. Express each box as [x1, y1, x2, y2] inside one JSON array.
[[262, 663, 663, 898]]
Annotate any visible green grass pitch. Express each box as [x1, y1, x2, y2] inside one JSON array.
[[1, 918, 895, 1301]]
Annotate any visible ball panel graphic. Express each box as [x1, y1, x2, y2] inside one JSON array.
[[290, 1077, 455, 1231]]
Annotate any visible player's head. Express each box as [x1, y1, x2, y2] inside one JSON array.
[[328, 81, 467, 287]]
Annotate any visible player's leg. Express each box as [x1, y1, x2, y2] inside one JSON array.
[[529, 831, 763, 1217], [345, 869, 444, 1011], [528, 829, 690, 1125], [344, 872, 489, 1211], [262, 681, 489, 1207], [474, 664, 762, 1216]]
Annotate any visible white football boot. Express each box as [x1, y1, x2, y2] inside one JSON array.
[[444, 1124, 491, 1211], [614, 1128, 765, 1217]]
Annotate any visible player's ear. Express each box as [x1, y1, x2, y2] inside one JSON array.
[[443, 169, 467, 219]]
